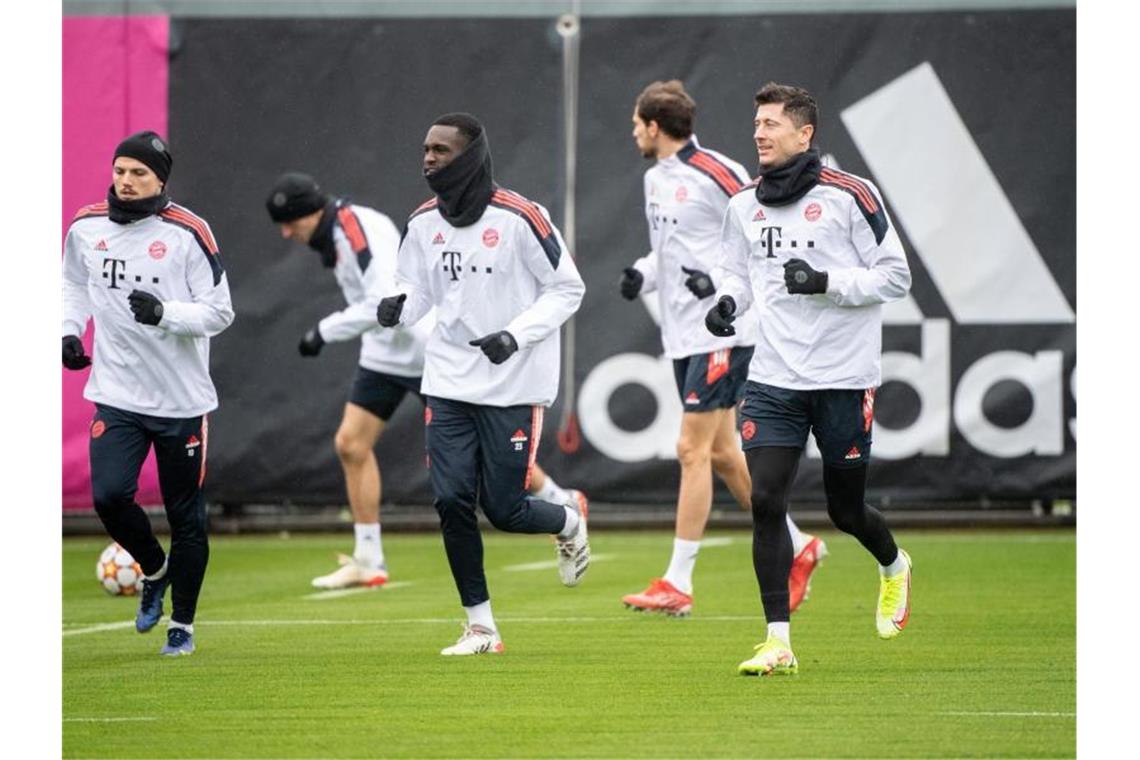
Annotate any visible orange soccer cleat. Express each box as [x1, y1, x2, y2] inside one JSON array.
[[622, 577, 693, 617], [788, 536, 828, 613]]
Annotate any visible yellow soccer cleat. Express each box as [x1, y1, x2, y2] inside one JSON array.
[[876, 549, 912, 639], [737, 635, 798, 676]]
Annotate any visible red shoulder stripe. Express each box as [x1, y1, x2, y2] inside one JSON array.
[[336, 207, 368, 253], [414, 197, 437, 213], [72, 202, 109, 221], [161, 207, 219, 254], [820, 169, 878, 213], [689, 152, 743, 195], [492, 190, 552, 236]]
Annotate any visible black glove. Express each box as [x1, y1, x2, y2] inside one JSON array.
[[128, 289, 163, 325], [705, 296, 737, 337], [681, 266, 716, 299], [468, 331, 519, 365], [298, 326, 325, 357], [784, 258, 828, 295], [619, 267, 644, 300], [377, 293, 406, 327], [62, 335, 91, 370]]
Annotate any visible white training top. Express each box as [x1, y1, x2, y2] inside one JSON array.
[[62, 199, 235, 417], [315, 201, 431, 378], [632, 135, 759, 359], [716, 166, 911, 390], [394, 188, 585, 407]]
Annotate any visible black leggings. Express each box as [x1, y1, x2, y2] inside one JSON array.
[[745, 447, 898, 623]]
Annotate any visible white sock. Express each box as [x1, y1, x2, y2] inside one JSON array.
[[353, 523, 385, 568], [767, 621, 790, 645], [880, 550, 908, 577], [534, 476, 571, 505], [663, 538, 701, 595], [786, 515, 807, 555], [557, 506, 580, 539], [169, 620, 194, 634], [145, 558, 168, 582], [464, 600, 496, 632]]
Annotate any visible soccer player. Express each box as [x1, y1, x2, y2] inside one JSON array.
[[266, 173, 586, 590], [618, 80, 825, 618], [376, 113, 588, 656], [62, 131, 235, 656], [265, 172, 429, 589], [706, 83, 913, 675]]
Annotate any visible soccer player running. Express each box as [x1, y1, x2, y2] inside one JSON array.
[[62, 132, 235, 656], [618, 80, 825, 618], [266, 173, 586, 590], [707, 83, 913, 676], [376, 113, 588, 655]]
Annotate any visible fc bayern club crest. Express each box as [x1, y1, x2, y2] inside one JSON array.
[[803, 202, 822, 222], [482, 228, 500, 248], [741, 420, 756, 441], [675, 185, 688, 202], [148, 240, 168, 260]]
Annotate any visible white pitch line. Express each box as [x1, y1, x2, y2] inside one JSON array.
[[62, 621, 136, 637], [700, 537, 737, 548], [302, 581, 415, 600], [64, 717, 158, 723], [939, 711, 1075, 718], [63, 614, 765, 636], [503, 554, 613, 572]]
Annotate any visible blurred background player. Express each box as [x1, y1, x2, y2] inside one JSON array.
[[62, 131, 234, 656], [377, 113, 587, 655], [266, 172, 429, 590], [267, 173, 585, 590], [618, 81, 825, 617], [707, 83, 913, 676]]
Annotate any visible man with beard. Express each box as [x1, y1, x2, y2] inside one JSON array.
[[376, 113, 588, 655], [618, 80, 826, 618], [62, 131, 235, 656], [707, 83, 913, 676]]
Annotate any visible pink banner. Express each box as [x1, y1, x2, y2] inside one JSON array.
[[63, 16, 169, 509]]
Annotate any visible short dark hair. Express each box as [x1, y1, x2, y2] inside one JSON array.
[[754, 82, 818, 134], [635, 80, 696, 140], [432, 112, 484, 146]]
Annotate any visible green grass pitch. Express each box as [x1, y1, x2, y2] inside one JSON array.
[[63, 528, 1075, 758]]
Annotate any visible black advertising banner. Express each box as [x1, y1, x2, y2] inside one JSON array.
[[166, 10, 1074, 507]]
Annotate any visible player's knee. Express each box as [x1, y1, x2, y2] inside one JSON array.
[[750, 480, 787, 522], [91, 479, 134, 516], [334, 428, 370, 465], [676, 435, 712, 469], [709, 446, 739, 476], [826, 498, 863, 535]]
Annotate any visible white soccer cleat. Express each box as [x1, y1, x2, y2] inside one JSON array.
[[440, 624, 504, 656], [310, 553, 389, 590], [555, 491, 590, 586]]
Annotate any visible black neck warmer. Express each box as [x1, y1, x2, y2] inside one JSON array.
[[426, 130, 494, 227], [757, 148, 821, 207], [307, 198, 342, 268], [107, 186, 169, 224]]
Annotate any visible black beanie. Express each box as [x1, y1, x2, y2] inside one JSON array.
[[113, 131, 172, 184], [266, 172, 329, 222]]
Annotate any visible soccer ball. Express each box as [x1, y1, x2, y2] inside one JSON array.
[[96, 542, 144, 596]]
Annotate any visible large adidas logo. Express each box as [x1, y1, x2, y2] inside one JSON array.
[[577, 62, 1075, 465]]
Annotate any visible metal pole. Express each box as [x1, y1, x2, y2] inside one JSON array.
[[556, 9, 581, 454]]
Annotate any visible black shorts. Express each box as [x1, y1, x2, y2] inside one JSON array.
[[738, 381, 876, 468], [673, 346, 754, 412], [348, 367, 424, 421]]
